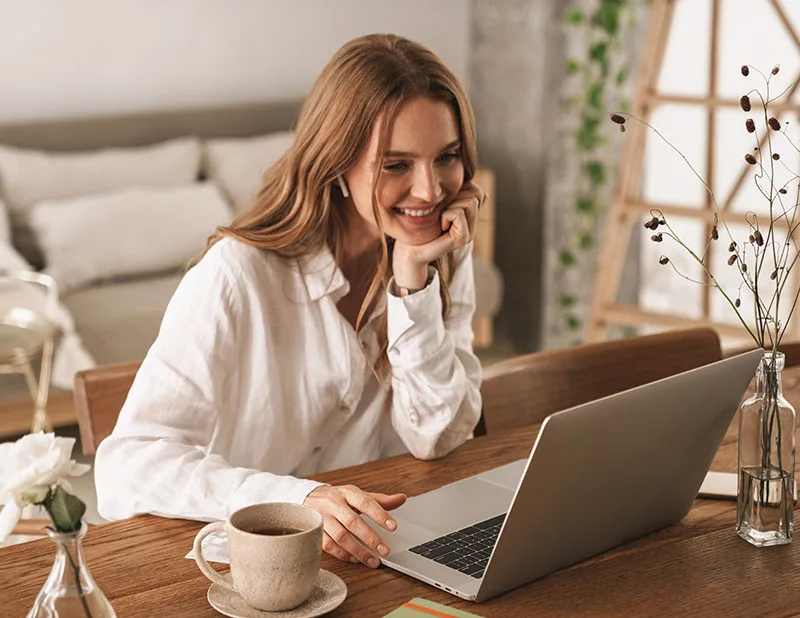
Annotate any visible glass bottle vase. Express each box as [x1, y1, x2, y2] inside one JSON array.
[[27, 521, 116, 618], [736, 351, 796, 546]]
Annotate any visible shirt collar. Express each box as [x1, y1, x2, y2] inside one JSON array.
[[297, 246, 349, 301], [296, 246, 387, 320]]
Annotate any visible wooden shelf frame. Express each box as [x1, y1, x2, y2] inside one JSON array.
[[586, 0, 800, 343]]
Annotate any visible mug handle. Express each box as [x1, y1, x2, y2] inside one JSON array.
[[193, 521, 236, 592]]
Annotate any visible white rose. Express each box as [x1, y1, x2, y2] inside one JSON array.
[[0, 432, 90, 541]]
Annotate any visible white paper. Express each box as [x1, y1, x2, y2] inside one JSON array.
[[185, 529, 230, 564]]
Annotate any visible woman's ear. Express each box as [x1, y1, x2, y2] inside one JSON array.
[[336, 174, 350, 198]]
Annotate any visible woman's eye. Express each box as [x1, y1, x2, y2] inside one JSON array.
[[383, 161, 409, 173], [438, 152, 461, 164]]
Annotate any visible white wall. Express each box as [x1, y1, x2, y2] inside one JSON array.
[[0, 0, 470, 123]]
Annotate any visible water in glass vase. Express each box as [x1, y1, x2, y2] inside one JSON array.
[[737, 465, 793, 547], [736, 351, 796, 547]]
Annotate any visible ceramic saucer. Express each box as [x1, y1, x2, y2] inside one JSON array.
[[207, 569, 347, 618]]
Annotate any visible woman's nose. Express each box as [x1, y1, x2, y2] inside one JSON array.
[[410, 165, 442, 203]]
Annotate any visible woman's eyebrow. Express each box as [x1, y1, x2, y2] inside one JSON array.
[[383, 139, 461, 158]]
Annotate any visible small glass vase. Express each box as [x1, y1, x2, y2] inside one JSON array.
[[736, 351, 796, 547], [27, 521, 116, 618]]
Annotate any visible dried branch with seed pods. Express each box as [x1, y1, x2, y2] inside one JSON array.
[[610, 64, 800, 352]]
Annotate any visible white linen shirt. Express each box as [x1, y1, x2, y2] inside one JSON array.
[[95, 237, 482, 522]]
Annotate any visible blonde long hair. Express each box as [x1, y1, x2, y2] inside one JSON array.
[[207, 34, 477, 373]]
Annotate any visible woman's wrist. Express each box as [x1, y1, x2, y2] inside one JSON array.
[[392, 262, 429, 292]]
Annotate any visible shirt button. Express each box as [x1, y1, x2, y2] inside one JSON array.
[[390, 348, 400, 359], [339, 405, 350, 416], [409, 412, 419, 425]]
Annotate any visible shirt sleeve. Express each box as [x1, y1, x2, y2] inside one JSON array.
[[94, 250, 323, 523], [385, 244, 483, 460]]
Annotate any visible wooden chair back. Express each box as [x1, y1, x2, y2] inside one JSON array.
[[777, 343, 800, 367], [724, 342, 800, 367], [478, 328, 723, 435], [73, 362, 140, 455]]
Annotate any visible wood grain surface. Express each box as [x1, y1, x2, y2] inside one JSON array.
[[3, 372, 800, 617]]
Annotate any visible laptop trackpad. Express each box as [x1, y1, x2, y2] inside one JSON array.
[[476, 459, 526, 491], [396, 473, 516, 536]]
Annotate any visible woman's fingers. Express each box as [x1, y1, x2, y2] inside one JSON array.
[[321, 530, 359, 563], [441, 209, 470, 247], [442, 197, 476, 237], [304, 485, 407, 568], [343, 486, 400, 532], [454, 181, 484, 231], [368, 491, 408, 513], [324, 515, 381, 568]]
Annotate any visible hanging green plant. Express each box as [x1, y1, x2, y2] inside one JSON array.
[[555, 0, 642, 344]]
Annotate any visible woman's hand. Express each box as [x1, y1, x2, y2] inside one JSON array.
[[303, 485, 407, 567], [393, 181, 486, 290]]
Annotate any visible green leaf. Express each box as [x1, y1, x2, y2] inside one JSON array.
[[627, 5, 637, 28], [578, 231, 594, 248], [588, 42, 607, 63], [560, 250, 576, 267], [46, 486, 86, 533], [616, 66, 629, 85], [584, 161, 606, 186], [589, 42, 609, 77], [565, 9, 584, 25], [587, 82, 604, 111], [621, 326, 638, 339], [591, 0, 624, 36], [577, 197, 597, 214], [566, 59, 581, 75], [560, 294, 576, 307], [577, 114, 600, 150], [567, 315, 582, 330]]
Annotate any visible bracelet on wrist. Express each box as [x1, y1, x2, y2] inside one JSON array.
[[392, 272, 433, 297]]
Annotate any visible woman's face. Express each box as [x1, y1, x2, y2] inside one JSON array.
[[344, 95, 465, 246]]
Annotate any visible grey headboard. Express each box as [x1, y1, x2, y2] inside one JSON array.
[[0, 99, 304, 151]]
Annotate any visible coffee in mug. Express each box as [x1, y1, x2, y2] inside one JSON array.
[[251, 526, 304, 536], [193, 502, 323, 611]]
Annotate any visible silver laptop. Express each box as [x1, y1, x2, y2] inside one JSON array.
[[368, 349, 762, 602]]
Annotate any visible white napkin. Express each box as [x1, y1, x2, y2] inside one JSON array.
[[185, 529, 230, 564]]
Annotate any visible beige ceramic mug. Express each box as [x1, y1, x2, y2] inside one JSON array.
[[193, 502, 323, 611]]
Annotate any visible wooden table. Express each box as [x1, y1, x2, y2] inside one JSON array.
[[4, 378, 800, 617]]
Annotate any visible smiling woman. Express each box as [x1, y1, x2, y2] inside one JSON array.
[[344, 95, 481, 298], [346, 98, 467, 247], [94, 34, 485, 572]]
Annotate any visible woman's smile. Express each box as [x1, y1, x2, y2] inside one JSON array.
[[391, 201, 444, 228]]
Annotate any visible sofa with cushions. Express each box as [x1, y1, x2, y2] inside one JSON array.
[[0, 102, 503, 412]]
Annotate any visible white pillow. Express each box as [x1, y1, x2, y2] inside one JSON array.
[[29, 183, 231, 293], [203, 132, 294, 212], [0, 137, 202, 267]]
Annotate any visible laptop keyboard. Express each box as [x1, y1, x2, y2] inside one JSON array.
[[407, 513, 506, 579]]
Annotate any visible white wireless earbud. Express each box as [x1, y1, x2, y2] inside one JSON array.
[[336, 174, 350, 198]]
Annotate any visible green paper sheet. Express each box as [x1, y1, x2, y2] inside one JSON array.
[[383, 597, 485, 618]]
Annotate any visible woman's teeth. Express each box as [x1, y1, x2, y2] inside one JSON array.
[[398, 206, 436, 217]]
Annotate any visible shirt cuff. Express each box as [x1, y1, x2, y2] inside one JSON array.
[[229, 473, 325, 515], [386, 267, 446, 367]]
